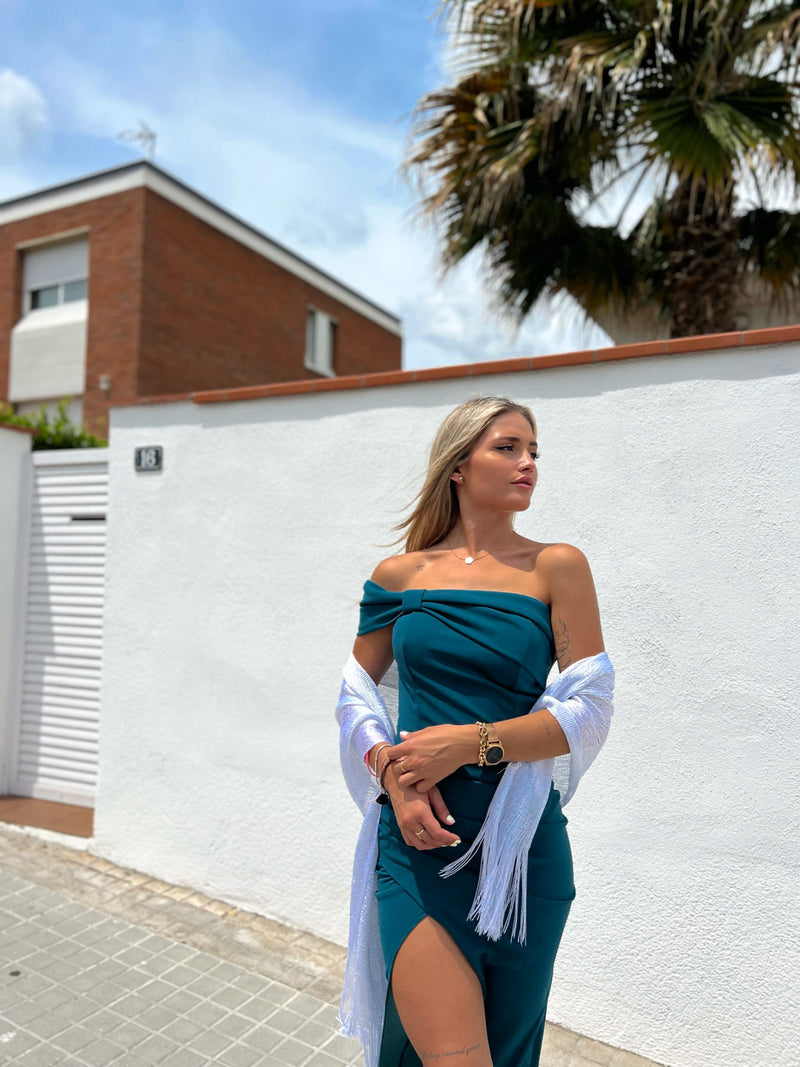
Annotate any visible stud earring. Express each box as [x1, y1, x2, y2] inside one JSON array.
[[458, 476, 464, 484]]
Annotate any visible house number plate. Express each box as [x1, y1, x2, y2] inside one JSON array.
[[134, 446, 163, 472]]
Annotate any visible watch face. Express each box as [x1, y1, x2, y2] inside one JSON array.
[[485, 745, 504, 766]]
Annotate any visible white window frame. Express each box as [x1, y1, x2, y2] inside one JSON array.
[[21, 237, 89, 315], [27, 278, 88, 312], [304, 307, 337, 378]]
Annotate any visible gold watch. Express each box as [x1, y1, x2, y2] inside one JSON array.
[[477, 722, 505, 767]]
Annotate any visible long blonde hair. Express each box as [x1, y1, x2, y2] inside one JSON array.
[[397, 396, 537, 553]]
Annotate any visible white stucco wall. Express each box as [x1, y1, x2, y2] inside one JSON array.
[[0, 426, 32, 792], [97, 344, 800, 1067]]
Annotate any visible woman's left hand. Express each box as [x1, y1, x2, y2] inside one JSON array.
[[385, 723, 477, 793]]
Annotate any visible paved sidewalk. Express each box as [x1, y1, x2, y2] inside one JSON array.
[[0, 825, 664, 1067]]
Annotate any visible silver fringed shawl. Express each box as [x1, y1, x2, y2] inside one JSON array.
[[336, 655, 398, 1067], [336, 650, 614, 1067]]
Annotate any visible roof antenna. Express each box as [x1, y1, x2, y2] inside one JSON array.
[[117, 120, 156, 162]]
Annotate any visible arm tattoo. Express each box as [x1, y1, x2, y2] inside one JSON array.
[[555, 613, 573, 668], [420, 1045, 482, 1061]]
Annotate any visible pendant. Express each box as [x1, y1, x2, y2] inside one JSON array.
[[464, 556, 475, 565]]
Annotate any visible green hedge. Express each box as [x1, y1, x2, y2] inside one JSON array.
[[0, 399, 106, 450]]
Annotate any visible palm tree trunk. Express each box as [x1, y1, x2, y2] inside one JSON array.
[[662, 183, 741, 338]]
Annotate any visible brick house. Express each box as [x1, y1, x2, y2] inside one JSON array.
[[0, 161, 402, 436]]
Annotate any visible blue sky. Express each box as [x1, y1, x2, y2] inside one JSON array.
[[0, 0, 610, 368]]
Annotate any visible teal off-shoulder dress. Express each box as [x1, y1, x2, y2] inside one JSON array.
[[358, 581, 576, 1067]]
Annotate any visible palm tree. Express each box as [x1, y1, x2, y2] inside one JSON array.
[[407, 1, 800, 339]]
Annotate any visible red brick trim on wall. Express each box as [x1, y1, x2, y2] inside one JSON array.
[[127, 323, 800, 410]]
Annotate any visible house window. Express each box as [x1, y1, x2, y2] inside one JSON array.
[[63, 279, 88, 302], [30, 278, 87, 309], [30, 286, 59, 310], [304, 307, 337, 377], [23, 238, 89, 314]]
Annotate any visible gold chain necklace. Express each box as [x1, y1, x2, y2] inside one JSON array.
[[446, 539, 489, 566]]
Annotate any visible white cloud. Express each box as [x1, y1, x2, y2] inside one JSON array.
[[0, 69, 48, 163], [283, 203, 369, 251], [397, 260, 611, 367]]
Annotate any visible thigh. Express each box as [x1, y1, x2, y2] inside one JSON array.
[[391, 916, 493, 1067]]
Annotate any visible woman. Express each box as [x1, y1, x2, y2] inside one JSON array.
[[337, 396, 614, 1067]]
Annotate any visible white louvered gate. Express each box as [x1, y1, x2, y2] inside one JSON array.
[[10, 450, 108, 807]]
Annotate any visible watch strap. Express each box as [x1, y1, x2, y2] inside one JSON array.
[[476, 721, 504, 767]]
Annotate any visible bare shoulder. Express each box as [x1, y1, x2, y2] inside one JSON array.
[[370, 552, 425, 592], [537, 542, 592, 579]]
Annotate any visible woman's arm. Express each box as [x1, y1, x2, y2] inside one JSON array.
[[352, 628, 395, 688], [350, 552, 414, 689], [389, 544, 605, 790], [492, 543, 604, 763], [544, 543, 605, 672], [350, 610, 459, 850]]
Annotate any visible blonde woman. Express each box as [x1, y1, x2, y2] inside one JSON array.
[[337, 397, 614, 1067]]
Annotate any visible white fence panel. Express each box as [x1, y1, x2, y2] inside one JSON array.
[[11, 449, 108, 806]]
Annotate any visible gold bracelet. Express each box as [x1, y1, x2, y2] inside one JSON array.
[[476, 722, 489, 767]]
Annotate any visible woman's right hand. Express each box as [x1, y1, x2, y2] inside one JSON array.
[[382, 760, 460, 850]]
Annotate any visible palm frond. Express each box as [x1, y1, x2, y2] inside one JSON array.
[[636, 93, 737, 187], [486, 202, 642, 318], [740, 4, 800, 74], [737, 207, 800, 289]]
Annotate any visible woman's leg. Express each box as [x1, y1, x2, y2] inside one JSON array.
[[390, 916, 492, 1067]]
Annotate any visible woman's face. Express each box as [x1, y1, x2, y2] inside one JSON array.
[[455, 411, 538, 512]]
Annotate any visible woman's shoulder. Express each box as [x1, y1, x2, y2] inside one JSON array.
[[357, 555, 420, 636], [534, 542, 594, 594], [369, 552, 427, 592], [535, 541, 591, 570]]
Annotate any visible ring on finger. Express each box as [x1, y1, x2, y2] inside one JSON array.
[[413, 827, 425, 839]]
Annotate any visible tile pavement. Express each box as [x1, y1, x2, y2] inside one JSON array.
[[0, 825, 665, 1066]]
